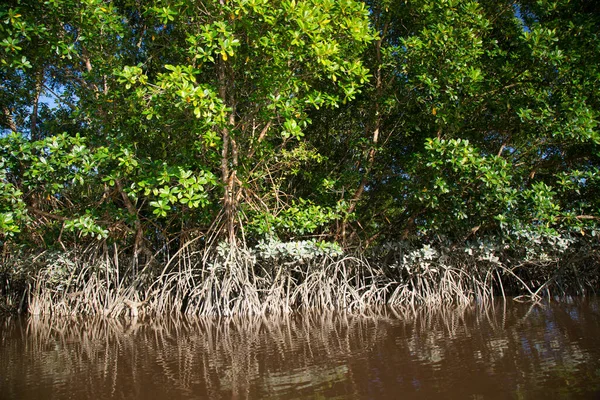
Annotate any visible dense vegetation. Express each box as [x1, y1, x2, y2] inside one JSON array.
[[1, 0, 598, 315]]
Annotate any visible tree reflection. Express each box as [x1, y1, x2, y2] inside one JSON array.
[[1, 299, 599, 399]]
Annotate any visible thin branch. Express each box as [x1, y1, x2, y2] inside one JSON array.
[[28, 207, 68, 221], [42, 84, 77, 110]]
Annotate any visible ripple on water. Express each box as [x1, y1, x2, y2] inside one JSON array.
[[1, 298, 600, 399]]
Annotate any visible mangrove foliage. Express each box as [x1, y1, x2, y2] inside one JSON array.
[[1, 0, 599, 315]]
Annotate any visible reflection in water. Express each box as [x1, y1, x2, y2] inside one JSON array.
[[1, 298, 600, 399]]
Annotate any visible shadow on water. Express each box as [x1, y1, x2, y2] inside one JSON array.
[[1, 298, 600, 399]]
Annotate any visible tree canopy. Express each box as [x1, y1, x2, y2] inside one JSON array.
[[1, 0, 599, 257]]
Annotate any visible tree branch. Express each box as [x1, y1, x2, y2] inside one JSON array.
[[2, 105, 18, 132]]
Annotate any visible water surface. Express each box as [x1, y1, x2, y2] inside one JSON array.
[[1, 298, 600, 399]]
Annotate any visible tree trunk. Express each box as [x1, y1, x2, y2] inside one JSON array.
[[115, 179, 151, 272], [30, 68, 45, 141], [218, 55, 239, 245]]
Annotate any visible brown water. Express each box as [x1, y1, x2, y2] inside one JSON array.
[[1, 298, 600, 400]]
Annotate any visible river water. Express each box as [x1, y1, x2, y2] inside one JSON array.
[[1, 298, 600, 399]]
